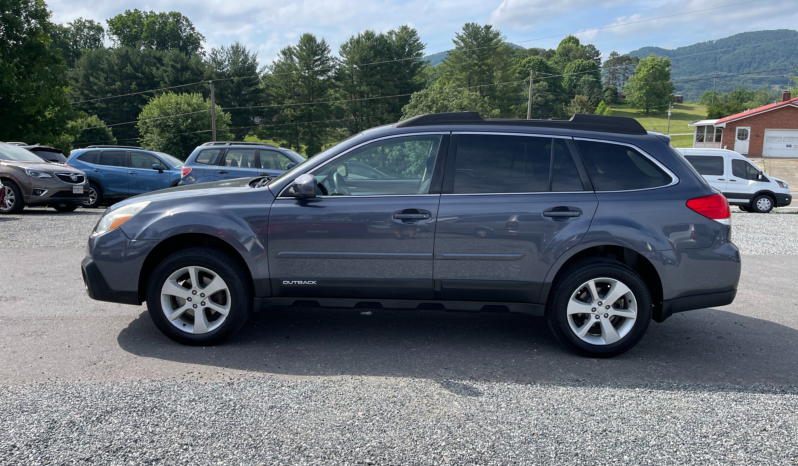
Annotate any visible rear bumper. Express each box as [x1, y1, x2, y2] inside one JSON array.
[[657, 289, 737, 322], [81, 257, 140, 305]]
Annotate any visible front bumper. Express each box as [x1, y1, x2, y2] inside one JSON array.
[[81, 257, 141, 305], [776, 193, 793, 207]]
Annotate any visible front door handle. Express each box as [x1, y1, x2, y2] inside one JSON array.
[[543, 211, 580, 218], [717, 178, 724, 181], [218, 170, 228, 175], [729, 179, 737, 182], [393, 209, 431, 223], [394, 213, 430, 219], [128, 171, 137, 175], [93, 169, 101, 172]]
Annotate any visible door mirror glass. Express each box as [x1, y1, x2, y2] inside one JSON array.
[[287, 174, 317, 198], [152, 163, 164, 172], [286, 163, 297, 170]]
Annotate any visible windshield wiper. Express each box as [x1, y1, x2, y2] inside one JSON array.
[[255, 175, 274, 188]]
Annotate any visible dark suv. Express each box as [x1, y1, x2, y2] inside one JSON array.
[[81, 113, 740, 357], [179, 141, 305, 186]]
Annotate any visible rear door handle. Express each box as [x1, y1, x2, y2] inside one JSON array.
[[393, 213, 430, 219], [218, 170, 228, 175], [93, 169, 101, 172], [128, 171, 137, 175], [543, 211, 580, 218]]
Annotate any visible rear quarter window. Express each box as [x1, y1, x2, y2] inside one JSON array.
[[576, 140, 672, 191], [195, 149, 223, 165], [77, 151, 100, 164]]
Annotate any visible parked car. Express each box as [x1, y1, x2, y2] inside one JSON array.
[[0, 142, 89, 213], [676, 148, 792, 213], [81, 113, 740, 357], [21, 144, 68, 164], [179, 141, 305, 186], [66, 145, 184, 208]]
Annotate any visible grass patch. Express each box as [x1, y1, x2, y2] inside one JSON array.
[[611, 103, 707, 134], [669, 134, 694, 148]]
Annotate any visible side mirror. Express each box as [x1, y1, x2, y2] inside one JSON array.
[[286, 173, 317, 198], [756, 173, 763, 181], [286, 163, 297, 170], [152, 163, 164, 173]]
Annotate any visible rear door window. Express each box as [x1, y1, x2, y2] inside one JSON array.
[[575, 140, 672, 191], [685, 156, 724, 176], [222, 149, 257, 168], [452, 135, 583, 194], [98, 151, 127, 167], [195, 149, 223, 165]]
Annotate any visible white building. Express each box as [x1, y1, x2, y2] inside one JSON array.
[[687, 119, 723, 149]]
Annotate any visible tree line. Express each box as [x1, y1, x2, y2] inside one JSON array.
[[2, 0, 677, 159]]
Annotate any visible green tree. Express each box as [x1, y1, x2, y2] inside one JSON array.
[[624, 55, 675, 114], [207, 42, 261, 139], [107, 9, 205, 56], [67, 113, 116, 148], [50, 17, 105, 68], [595, 101, 612, 116], [565, 95, 594, 115], [137, 92, 232, 159], [563, 59, 601, 97], [602, 52, 638, 90], [603, 85, 619, 104], [0, 0, 73, 146], [259, 33, 336, 156], [441, 23, 516, 115], [516, 56, 568, 119], [401, 82, 499, 119], [552, 35, 601, 70]]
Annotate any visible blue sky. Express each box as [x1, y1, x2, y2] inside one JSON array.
[[48, 0, 798, 65]]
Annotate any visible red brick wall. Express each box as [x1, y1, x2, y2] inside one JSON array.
[[720, 105, 798, 156]]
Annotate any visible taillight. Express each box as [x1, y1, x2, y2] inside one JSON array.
[[687, 194, 730, 224], [181, 167, 192, 178], [64, 164, 71, 167]]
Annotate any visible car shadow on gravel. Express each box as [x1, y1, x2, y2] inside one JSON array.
[[117, 306, 798, 389]]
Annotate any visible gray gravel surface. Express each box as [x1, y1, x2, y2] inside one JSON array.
[[2, 379, 797, 465], [2, 205, 798, 464]]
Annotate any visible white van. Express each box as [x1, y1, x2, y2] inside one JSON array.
[[676, 148, 792, 213]]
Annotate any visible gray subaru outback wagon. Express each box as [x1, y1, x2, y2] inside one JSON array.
[[82, 113, 740, 357]]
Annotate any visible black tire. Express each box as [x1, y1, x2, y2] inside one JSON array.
[[146, 247, 253, 345], [738, 205, 750, 212], [53, 203, 78, 212], [83, 182, 103, 208], [546, 258, 653, 358], [0, 180, 24, 214], [750, 194, 774, 213]]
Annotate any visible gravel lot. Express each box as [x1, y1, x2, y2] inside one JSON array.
[[1, 205, 798, 464]]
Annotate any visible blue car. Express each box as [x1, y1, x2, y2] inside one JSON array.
[[66, 145, 184, 208], [179, 142, 305, 186]]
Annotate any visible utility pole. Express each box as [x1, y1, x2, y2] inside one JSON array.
[[209, 80, 217, 142], [711, 72, 717, 106], [667, 102, 673, 135], [526, 70, 535, 120]]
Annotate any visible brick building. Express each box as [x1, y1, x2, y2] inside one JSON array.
[[714, 92, 798, 157]]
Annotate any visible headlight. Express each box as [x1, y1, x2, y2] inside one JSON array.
[[24, 168, 52, 178], [777, 180, 789, 189], [94, 201, 150, 235]]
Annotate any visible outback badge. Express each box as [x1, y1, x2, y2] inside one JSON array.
[[283, 280, 317, 285]]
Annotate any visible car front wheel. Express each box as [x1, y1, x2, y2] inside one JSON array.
[[146, 247, 253, 345], [751, 194, 774, 213], [0, 181, 24, 214], [83, 183, 103, 208], [546, 258, 652, 358]]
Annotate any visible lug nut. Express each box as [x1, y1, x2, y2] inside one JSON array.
[[193, 304, 197, 309], [605, 305, 610, 309], [192, 290, 197, 295], [604, 313, 609, 318], [594, 314, 601, 320], [201, 293, 205, 298], [201, 302, 206, 306], [187, 297, 192, 302], [591, 307, 596, 312], [597, 301, 603, 306]]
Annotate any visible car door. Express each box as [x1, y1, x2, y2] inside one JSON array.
[[128, 152, 171, 195], [684, 154, 726, 193], [94, 150, 129, 198], [216, 148, 258, 180], [268, 134, 447, 299], [729, 158, 763, 202], [258, 149, 295, 177], [433, 133, 598, 302]]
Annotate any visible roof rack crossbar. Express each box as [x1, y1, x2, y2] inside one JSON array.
[[86, 145, 144, 149], [200, 141, 276, 147], [395, 112, 647, 135]]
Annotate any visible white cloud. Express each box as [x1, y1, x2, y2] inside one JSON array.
[[489, 0, 630, 30]]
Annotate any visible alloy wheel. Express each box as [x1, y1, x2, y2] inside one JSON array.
[[160, 266, 231, 334], [84, 187, 97, 206], [566, 277, 637, 345], [756, 197, 772, 212], [1, 186, 15, 212]]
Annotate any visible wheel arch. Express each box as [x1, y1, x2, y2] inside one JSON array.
[[137, 233, 256, 303], [541, 244, 665, 322]]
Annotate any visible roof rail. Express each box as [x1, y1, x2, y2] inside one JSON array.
[[395, 112, 647, 135], [85, 145, 144, 149], [200, 141, 276, 147]]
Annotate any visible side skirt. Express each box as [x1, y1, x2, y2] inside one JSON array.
[[258, 296, 544, 317]]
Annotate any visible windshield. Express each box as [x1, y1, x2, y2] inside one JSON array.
[[269, 135, 362, 185], [0, 143, 46, 162], [284, 149, 306, 163], [155, 152, 184, 168]]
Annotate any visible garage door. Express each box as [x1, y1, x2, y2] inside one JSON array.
[[763, 129, 798, 157]]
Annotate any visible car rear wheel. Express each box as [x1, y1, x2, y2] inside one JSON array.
[[546, 258, 652, 358], [53, 203, 78, 212], [83, 183, 103, 208], [0, 181, 24, 214], [738, 205, 750, 212], [751, 194, 774, 213], [146, 247, 253, 345]]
